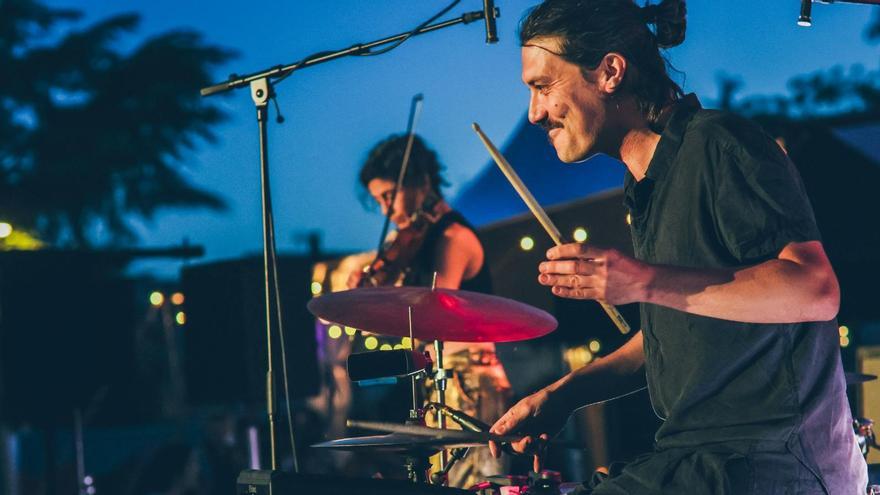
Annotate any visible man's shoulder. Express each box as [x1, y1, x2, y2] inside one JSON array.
[[681, 109, 786, 170], [685, 109, 773, 150]]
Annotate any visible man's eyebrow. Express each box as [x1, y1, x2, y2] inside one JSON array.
[[524, 75, 551, 87], [524, 77, 545, 87]]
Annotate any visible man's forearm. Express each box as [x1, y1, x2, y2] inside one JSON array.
[[546, 331, 646, 410], [644, 241, 839, 324]]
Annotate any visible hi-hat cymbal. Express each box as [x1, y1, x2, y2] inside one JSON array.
[[311, 432, 483, 454], [345, 420, 582, 450], [307, 286, 557, 343]]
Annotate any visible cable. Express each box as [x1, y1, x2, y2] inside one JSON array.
[[273, 0, 461, 88], [357, 0, 461, 57]]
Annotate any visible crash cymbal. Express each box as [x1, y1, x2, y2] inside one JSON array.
[[310, 432, 483, 454], [846, 372, 878, 385], [307, 286, 557, 343]]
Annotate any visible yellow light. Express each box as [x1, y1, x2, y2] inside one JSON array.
[[149, 291, 164, 307], [840, 335, 850, 347], [364, 336, 379, 350], [626, 213, 632, 226], [584, 350, 594, 364], [573, 227, 589, 243], [588, 339, 601, 353], [380, 344, 393, 351], [839, 325, 850, 337], [328, 325, 342, 339], [393, 344, 405, 350], [175, 311, 186, 325], [171, 292, 185, 305], [563, 345, 594, 370], [401, 337, 412, 349], [520, 236, 535, 251], [344, 326, 357, 336], [310, 282, 322, 295], [0, 223, 12, 239]]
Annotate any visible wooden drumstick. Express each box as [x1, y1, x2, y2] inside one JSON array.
[[472, 122, 631, 335]]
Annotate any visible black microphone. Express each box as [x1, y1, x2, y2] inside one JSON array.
[[346, 349, 431, 383], [798, 0, 812, 27], [483, 0, 499, 43]]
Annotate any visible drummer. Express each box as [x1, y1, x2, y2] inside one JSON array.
[[488, 0, 866, 493], [347, 133, 511, 488]]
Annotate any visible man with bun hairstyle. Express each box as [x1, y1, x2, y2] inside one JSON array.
[[488, 0, 867, 492]]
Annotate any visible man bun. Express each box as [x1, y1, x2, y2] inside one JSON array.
[[643, 0, 686, 48]]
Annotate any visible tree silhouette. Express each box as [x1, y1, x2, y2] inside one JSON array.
[[0, 0, 234, 247], [715, 14, 880, 122]]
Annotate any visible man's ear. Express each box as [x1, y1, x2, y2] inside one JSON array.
[[598, 52, 627, 96]]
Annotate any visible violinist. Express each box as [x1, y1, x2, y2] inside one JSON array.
[[348, 133, 511, 488]]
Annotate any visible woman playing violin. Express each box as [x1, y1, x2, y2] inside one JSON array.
[[348, 133, 511, 488]]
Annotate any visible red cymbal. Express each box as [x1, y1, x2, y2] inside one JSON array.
[[307, 286, 557, 343]]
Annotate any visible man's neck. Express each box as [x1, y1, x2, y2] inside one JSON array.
[[619, 127, 662, 181]]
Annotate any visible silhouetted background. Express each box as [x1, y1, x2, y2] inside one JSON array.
[[1, 1, 880, 493]]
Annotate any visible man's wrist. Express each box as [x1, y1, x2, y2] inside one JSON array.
[[543, 374, 573, 410]]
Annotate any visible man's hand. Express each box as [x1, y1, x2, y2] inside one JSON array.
[[538, 243, 652, 305], [488, 388, 571, 472]]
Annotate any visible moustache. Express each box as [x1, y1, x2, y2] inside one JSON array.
[[539, 118, 563, 133]]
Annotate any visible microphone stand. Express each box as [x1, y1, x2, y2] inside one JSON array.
[[201, 4, 500, 484]]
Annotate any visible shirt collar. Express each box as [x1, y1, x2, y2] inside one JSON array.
[[643, 93, 702, 182]]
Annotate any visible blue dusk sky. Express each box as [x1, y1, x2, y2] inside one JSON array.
[[42, 1, 880, 278]]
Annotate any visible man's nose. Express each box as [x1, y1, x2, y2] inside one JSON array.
[[528, 91, 547, 125]]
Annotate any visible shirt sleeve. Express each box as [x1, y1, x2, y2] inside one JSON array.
[[711, 129, 822, 264]]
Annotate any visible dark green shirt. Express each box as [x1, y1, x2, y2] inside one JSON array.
[[622, 95, 863, 490]]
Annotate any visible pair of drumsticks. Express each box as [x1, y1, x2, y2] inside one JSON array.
[[471, 123, 631, 335]]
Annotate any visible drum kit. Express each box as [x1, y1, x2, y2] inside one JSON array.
[[307, 284, 577, 493], [307, 285, 880, 494]]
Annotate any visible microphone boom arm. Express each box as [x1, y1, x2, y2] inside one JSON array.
[[200, 7, 500, 97]]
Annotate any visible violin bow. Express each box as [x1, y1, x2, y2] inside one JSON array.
[[373, 93, 425, 257], [472, 122, 631, 335]]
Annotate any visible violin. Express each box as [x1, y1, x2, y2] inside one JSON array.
[[359, 195, 443, 288]]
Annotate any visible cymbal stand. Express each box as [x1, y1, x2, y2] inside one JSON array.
[[402, 306, 431, 484], [433, 338, 449, 477], [429, 272, 451, 479], [408, 307, 419, 417]]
